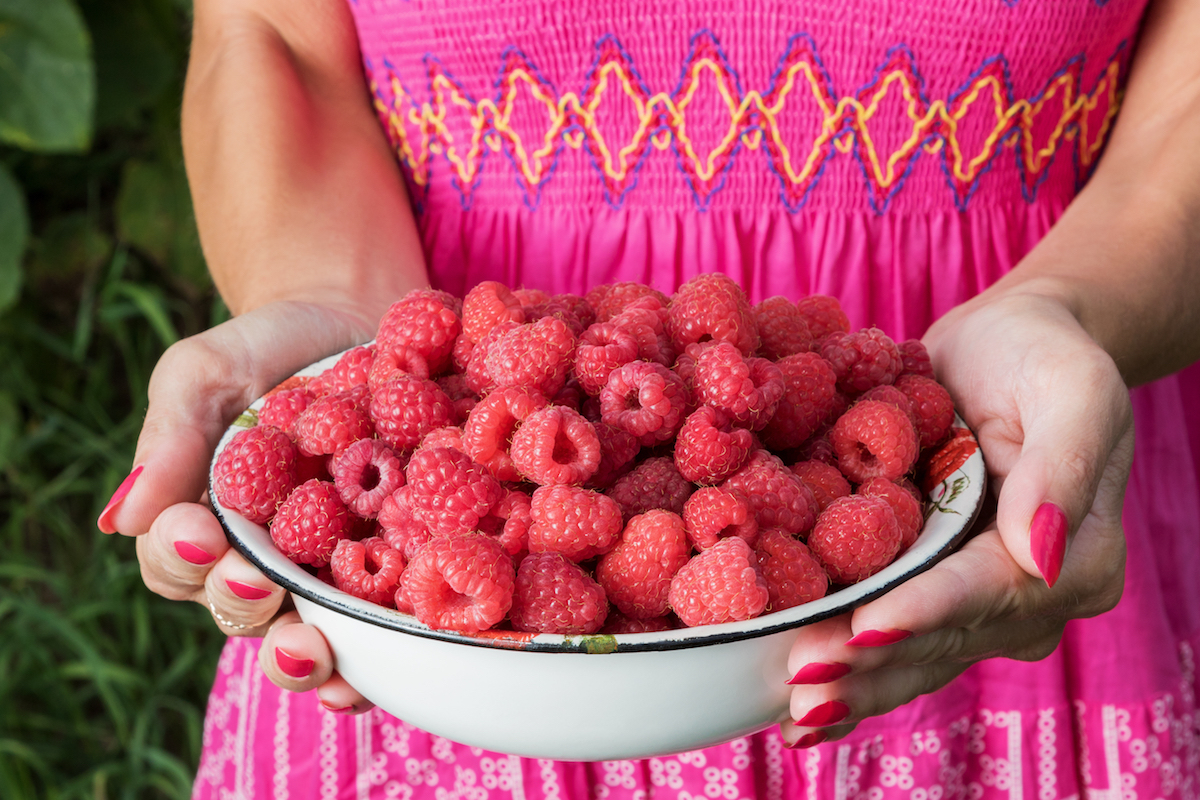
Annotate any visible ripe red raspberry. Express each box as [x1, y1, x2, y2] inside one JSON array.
[[759, 352, 840, 450], [512, 287, 552, 307], [808, 495, 903, 584], [897, 339, 935, 379], [477, 488, 532, 556], [894, 374, 955, 449], [596, 509, 690, 619], [414, 425, 466, 457], [369, 376, 455, 454], [753, 296, 813, 360], [593, 281, 670, 322], [435, 373, 479, 422], [574, 322, 640, 395], [330, 537, 405, 607], [858, 384, 915, 419], [404, 446, 503, 537], [524, 299, 586, 337], [451, 331, 475, 373], [401, 533, 515, 632], [509, 552, 609, 634], [376, 290, 462, 376], [601, 612, 678, 634], [797, 426, 837, 465], [667, 274, 759, 356], [683, 486, 759, 550], [377, 486, 432, 559], [668, 537, 768, 628], [820, 328, 903, 393], [213, 425, 301, 524], [464, 320, 519, 395], [754, 530, 828, 612], [332, 438, 405, 518], [722, 450, 817, 536], [293, 387, 375, 457], [672, 340, 720, 394], [795, 295, 851, 342], [606, 456, 694, 521], [462, 387, 548, 482], [509, 405, 601, 485], [307, 345, 375, 398], [789, 460, 851, 513], [529, 485, 623, 561], [831, 399, 920, 482], [258, 387, 312, 436], [552, 293, 596, 329], [368, 345, 431, 391], [485, 316, 577, 398], [600, 361, 689, 446], [551, 377, 585, 411], [693, 343, 785, 430], [583, 422, 641, 490], [673, 406, 754, 485], [270, 479, 356, 567], [461, 281, 526, 342], [858, 477, 924, 550], [610, 306, 675, 366]]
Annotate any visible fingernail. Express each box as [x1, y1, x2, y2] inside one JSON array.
[[1030, 502, 1068, 588], [795, 700, 850, 727], [320, 699, 356, 714], [787, 662, 851, 685], [786, 731, 829, 749], [97, 465, 144, 534], [846, 629, 913, 647], [174, 541, 216, 565], [275, 648, 314, 679], [227, 579, 273, 600]]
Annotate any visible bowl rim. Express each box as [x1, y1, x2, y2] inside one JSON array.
[[212, 349, 987, 655]]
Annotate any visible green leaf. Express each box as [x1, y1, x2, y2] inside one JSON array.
[[81, 0, 177, 129], [0, 161, 28, 311], [0, 389, 18, 471], [114, 157, 208, 289], [0, 0, 95, 152]]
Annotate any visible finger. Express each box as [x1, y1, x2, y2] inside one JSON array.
[[204, 548, 287, 636], [788, 660, 970, 731], [259, 611, 336, 692], [316, 671, 373, 715], [778, 720, 858, 750], [135, 503, 233, 601]]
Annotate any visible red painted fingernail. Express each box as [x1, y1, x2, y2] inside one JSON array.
[[320, 699, 356, 714], [97, 465, 144, 534], [275, 648, 314, 679], [846, 629, 913, 647], [787, 662, 851, 685], [1030, 502, 1068, 588], [227, 579, 273, 600], [786, 731, 829, 749], [795, 700, 850, 727], [174, 541, 216, 565]]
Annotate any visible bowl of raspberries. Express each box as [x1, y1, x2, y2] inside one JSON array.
[[210, 275, 985, 760]]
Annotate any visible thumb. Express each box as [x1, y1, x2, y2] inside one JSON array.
[[100, 301, 375, 537]]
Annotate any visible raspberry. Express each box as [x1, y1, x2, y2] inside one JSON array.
[[606, 456, 694, 521], [477, 488, 532, 556], [808, 495, 903, 584], [330, 537, 405, 607], [435, 373, 479, 421], [610, 306, 675, 366], [820, 328, 903, 393], [666, 274, 759, 356], [213, 425, 301, 524], [332, 438, 405, 518], [759, 352, 840, 450], [377, 486, 432, 559], [583, 422, 641, 490], [574, 322, 639, 395], [451, 331, 475, 373], [464, 320, 519, 395], [894, 374, 955, 449], [258, 387, 312, 436], [509, 405, 601, 485], [524, 299, 586, 337], [672, 340, 720, 394], [369, 376, 455, 454], [294, 386, 375, 457], [600, 361, 688, 446], [795, 295, 851, 342], [673, 406, 754, 485], [414, 425, 466, 457], [753, 297, 813, 360], [897, 339, 936, 379], [509, 552, 609, 634], [858, 384, 915, 419], [601, 612, 678, 634], [368, 345, 431, 391], [593, 282, 670, 322], [683, 486, 759, 550], [754, 530, 828, 612], [789, 460, 851, 513], [528, 485, 623, 561], [270, 479, 356, 567], [484, 316, 577, 398], [551, 378, 585, 410], [513, 287, 552, 307], [462, 281, 526, 342], [404, 446, 504, 537], [858, 477, 924, 550], [308, 345, 375, 397], [668, 537, 769, 627], [552, 293, 596, 329], [401, 533, 515, 632], [596, 509, 690, 619], [831, 399, 920, 482], [693, 343, 784, 430], [722, 450, 817, 536], [462, 386, 549, 482]]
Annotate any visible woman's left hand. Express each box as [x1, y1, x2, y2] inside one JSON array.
[[780, 287, 1133, 748]]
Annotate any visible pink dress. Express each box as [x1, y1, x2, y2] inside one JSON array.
[[193, 1, 1200, 797]]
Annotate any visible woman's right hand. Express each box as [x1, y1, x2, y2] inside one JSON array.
[[99, 299, 378, 711]]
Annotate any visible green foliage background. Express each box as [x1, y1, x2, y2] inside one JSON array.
[[0, 0, 230, 795]]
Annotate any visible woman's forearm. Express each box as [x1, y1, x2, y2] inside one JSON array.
[[184, 0, 429, 323]]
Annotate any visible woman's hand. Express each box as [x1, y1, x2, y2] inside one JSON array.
[[100, 300, 380, 712], [779, 288, 1134, 747]]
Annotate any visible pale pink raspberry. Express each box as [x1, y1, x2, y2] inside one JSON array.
[[668, 537, 769, 627], [509, 553, 609, 635], [462, 387, 549, 482], [529, 485, 623, 561], [683, 486, 759, 550], [596, 510, 690, 619], [600, 361, 689, 446]]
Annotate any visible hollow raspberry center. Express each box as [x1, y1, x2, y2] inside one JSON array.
[[552, 431, 578, 464], [856, 442, 877, 467], [623, 390, 642, 412], [360, 464, 381, 492]]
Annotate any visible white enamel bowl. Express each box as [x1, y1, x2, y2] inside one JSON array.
[[211, 352, 986, 761]]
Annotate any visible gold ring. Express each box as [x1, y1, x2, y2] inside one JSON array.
[[209, 599, 253, 631]]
